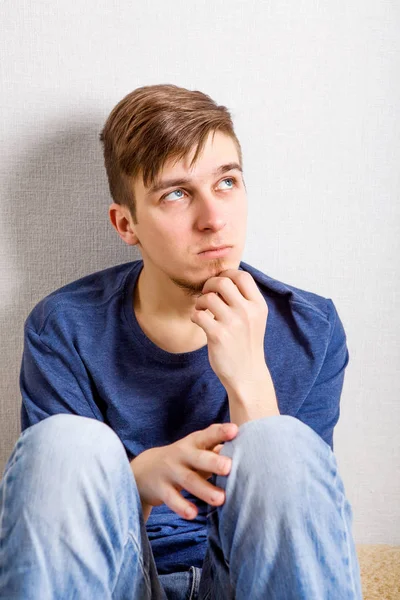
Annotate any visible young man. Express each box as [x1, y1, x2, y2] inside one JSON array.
[[0, 84, 363, 599]]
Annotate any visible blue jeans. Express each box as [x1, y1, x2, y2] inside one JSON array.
[[0, 413, 363, 599]]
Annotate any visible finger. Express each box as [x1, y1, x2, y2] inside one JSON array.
[[163, 485, 200, 520], [196, 443, 224, 476], [201, 276, 244, 308], [193, 292, 231, 322], [198, 446, 225, 481], [197, 443, 224, 482], [178, 466, 227, 509], [192, 446, 232, 478], [190, 304, 219, 336], [195, 423, 238, 450], [189, 424, 237, 477], [209, 269, 264, 304], [212, 444, 224, 454]]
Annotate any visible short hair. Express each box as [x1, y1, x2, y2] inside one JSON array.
[[99, 83, 242, 222]]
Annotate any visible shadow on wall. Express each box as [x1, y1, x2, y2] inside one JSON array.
[[0, 116, 141, 473]]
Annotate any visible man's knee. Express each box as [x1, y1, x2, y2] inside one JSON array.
[[219, 415, 329, 490], [224, 415, 325, 457], [22, 413, 126, 470]]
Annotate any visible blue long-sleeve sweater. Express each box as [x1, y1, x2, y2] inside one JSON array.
[[19, 259, 349, 575]]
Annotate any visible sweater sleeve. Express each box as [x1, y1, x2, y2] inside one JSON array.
[[295, 299, 350, 453], [20, 325, 103, 432]]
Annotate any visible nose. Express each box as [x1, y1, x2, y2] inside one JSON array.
[[195, 194, 227, 232]]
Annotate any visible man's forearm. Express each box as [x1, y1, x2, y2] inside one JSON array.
[[225, 367, 280, 427]]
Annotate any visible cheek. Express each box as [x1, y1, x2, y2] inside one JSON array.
[[234, 200, 247, 225], [146, 219, 188, 250]]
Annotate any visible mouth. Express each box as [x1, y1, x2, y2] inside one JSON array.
[[198, 245, 233, 259]]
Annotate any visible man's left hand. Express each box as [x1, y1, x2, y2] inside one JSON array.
[[190, 269, 269, 392]]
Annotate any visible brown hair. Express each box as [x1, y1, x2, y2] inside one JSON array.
[[99, 83, 242, 222]]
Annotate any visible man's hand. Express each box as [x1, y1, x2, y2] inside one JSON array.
[[190, 269, 280, 425], [190, 269, 269, 391], [130, 423, 238, 521]]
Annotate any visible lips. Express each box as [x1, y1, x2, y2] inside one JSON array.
[[199, 245, 231, 254], [197, 245, 233, 259]]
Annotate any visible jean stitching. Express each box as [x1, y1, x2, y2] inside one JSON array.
[[111, 531, 151, 596], [334, 471, 359, 598], [129, 531, 152, 593], [188, 566, 197, 600]]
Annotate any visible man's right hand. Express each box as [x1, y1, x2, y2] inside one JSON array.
[[130, 422, 238, 521]]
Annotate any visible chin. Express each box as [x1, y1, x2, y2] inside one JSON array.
[[169, 259, 226, 296]]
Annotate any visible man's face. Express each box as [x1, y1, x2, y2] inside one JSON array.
[[130, 130, 248, 296]]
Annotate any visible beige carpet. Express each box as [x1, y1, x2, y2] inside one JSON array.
[[356, 544, 400, 599]]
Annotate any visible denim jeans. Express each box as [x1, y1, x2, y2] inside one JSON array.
[[0, 413, 363, 599]]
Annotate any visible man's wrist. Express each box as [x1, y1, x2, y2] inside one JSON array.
[[225, 367, 280, 427]]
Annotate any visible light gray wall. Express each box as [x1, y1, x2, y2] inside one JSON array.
[[1, 1, 399, 544]]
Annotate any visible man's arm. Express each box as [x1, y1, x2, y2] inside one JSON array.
[[20, 325, 102, 430], [224, 298, 348, 448], [224, 365, 280, 427], [191, 269, 280, 428]]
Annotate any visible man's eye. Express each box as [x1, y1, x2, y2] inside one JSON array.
[[161, 177, 236, 203], [220, 177, 236, 189], [162, 189, 186, 202]]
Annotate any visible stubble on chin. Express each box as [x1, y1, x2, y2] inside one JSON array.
[[170, 258, 224, 298]]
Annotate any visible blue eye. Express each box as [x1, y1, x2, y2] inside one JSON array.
[[163, 189, 185, 202], [221, 177, 234, 188], [161, 177, 236, 203]]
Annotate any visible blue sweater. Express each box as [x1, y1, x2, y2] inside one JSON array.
[[20, 259, 349, 575]]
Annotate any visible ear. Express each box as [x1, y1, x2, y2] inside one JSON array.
[[108, 203, 140, 246]]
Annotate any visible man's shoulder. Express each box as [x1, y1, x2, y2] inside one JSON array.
[[25, 260, 141, 335], [239, 260, 330, 320]]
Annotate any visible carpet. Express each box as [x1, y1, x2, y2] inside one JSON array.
[[356, 544, 400, 599]]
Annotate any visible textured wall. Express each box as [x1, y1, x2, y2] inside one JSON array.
[[0, 1, 399, 544]]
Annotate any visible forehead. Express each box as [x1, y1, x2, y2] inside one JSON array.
[[164, 130, 239, 175], [135, 131, 240, 196]]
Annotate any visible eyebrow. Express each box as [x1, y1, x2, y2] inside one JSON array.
[[146, 162, 243, 196]]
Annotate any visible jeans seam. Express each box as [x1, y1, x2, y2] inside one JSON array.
[[188, 566, 197, 600], [111, 531, 151, 597], [334, 471, 359, 598]]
